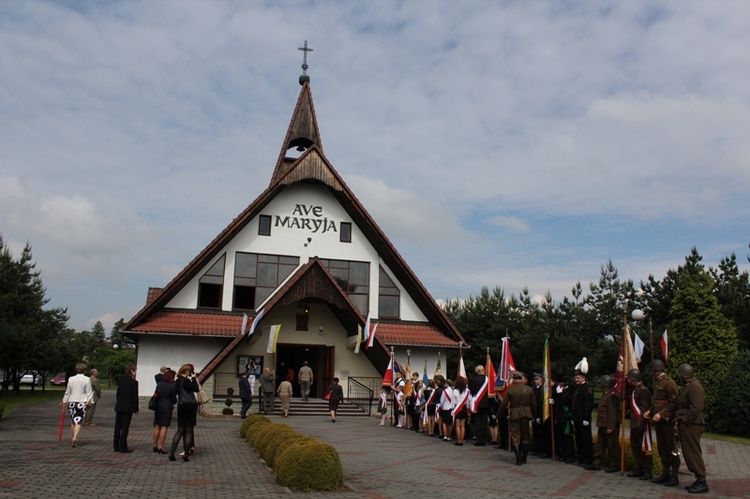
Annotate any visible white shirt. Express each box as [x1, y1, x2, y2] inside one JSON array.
[[62, 373, 93, 404]]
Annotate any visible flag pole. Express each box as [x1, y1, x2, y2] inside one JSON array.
[[390, 346, 395, 427], [547, 337, 556, 461], [620, 305, 628, 475]]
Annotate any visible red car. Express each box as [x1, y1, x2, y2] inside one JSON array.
[[50, 372, 67, 386]]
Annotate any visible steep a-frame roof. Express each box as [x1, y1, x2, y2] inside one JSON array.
[[124, 81, 466, 351]]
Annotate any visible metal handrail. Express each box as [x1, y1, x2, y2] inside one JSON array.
[[347, 376, 375, 416]]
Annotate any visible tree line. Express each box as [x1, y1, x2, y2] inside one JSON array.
[[444, 246, 749, 435], [0, 235, 135, 396]]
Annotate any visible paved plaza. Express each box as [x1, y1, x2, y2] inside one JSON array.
[[1, 391, 748, 498]]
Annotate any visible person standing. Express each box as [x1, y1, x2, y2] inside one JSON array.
[[114, 363, 139, 453], [153, 368, 177, 454], [531, 372, 548, 457], [553, 375, 576, 463], [298, 361, 313, 401], [500, 371, 537, 465], [238, 370, 253, 418], [626, 369, 653, 480], [469, 365, 489, 446], [675, 364, 709, 494], [259, 367, 276, 414], [572, 369, 595, 467], [644, 359, 680, 487], [61, 363, 93, 447], [277, 376, 293, 417], [155, 365, 167, 385], [169, 364, 199, 462], [83, 368, 101, 427], [586, 375, 620, 472], [328, 377, 344, 423]]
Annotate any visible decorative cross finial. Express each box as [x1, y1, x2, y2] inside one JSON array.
[[298, 40, 313, 74]]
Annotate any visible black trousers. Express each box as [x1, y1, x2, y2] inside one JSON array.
[[573, 421, 593, 465], [114, 411, 133, 451], [473, 407, 489, 444]]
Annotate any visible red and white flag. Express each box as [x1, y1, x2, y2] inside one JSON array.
[[660, 330, 669, 363], [457, 352, 467, 383], [382, 355, 394, 387], [496, 336, 516, 397], [365, 322, 378, 350]]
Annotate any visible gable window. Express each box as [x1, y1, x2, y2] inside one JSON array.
[[198, 254, 225, 309], [339, 222, 352, 243], [378, 266, 400, 319], [319, 258, 369, 315], [258, 215, 272, 236], [234, 252, 299, 310]]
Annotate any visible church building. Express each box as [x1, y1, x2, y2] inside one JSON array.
[[124, 55, 467, 400]]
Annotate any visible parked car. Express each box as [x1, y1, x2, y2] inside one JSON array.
[[20, 371, 42, 386], [50, 372, 67, 386]]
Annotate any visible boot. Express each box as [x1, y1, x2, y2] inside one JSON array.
[[520, 444, 528, 464], [639, 471, 653, 481], [512, 445, 521, 466], [627, 468, 643, 478], [664, 475, 679, 487], [687, 481, 709, 494]]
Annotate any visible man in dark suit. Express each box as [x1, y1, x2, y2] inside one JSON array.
[[114, 363, 139, 453], [238, 370, 253, 418]]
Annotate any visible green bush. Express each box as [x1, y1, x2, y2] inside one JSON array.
[[267, 433, 315, 469], [274, 440, 344, 492], [720, 349, 750, 436], [240, 414, 270, 439], [247, 421, 276, 449], [591, 434, 663, 476], [256, 424, 297, 463]]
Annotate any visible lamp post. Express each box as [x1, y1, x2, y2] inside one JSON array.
[[631, 309, 654, 363]]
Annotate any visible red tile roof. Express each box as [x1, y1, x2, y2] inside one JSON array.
[[129, 310, 243, 337], [374, 322, 461, 348]]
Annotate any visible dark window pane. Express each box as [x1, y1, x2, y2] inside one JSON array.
[[235, 253, 257, 278], [258, 215, 272, 236], [340, 222, 352, 242], [233, 286, 255, 310], [350, 294, 368, 315], [198, 283, 222, 308], [257, 263, 277, 286], [254, 287, 273, 308], [350, 262, 369, 284], [280, 256, 299, 265], [205, 255, 225, 276], [379, 295, 399, 318]]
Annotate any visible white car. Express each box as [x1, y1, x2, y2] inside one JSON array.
[[20, 371, 42, 386]]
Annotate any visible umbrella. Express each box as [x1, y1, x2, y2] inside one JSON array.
[[58, 407, 66, 444]]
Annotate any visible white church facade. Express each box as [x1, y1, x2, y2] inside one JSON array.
[[124, 70, 467, 399]]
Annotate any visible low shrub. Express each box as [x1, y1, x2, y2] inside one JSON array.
[[240, 414, 270, 439], [247, 421, 275, 449], [267, 432, 315, 469], [592, 434, 663, 476], [274, 440, 343, 492]]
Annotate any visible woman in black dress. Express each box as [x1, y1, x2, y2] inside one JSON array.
[[152, 369, 176, 453], [328, 377, 344, 423], [168, 364, 199, 462]]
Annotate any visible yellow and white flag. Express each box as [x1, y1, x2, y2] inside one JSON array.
[[354, 325, 362, 353], [266, 325, 282, 353]]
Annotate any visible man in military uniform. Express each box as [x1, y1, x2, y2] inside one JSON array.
[[531, 373, 549, 457], [572, 370, 595, 467], [644, 359, 680, 487], [626, 368, 653, 480], [675, 364, 709, 494], [500, 371, 537, 465], [586, 375, 620, 472]]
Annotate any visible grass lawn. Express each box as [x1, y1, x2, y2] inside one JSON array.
[[704, 431, 750, 446], [0, 387, 66, 417]]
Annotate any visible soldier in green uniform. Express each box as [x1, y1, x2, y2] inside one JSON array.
[[626, 369, 653, 480], [500, 371, 537, 465], [586, 375, 620, 472], [644, 359, 680, 487], [675, 364, 708, 494]]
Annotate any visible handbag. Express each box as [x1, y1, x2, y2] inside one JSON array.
[[178, 379, 198, 408], [196, 382, 210, 405], [323, 390, 331, 400], [148, 392, 159, 411]]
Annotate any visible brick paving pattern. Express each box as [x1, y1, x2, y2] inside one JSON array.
[[1, 392, 748, 498]]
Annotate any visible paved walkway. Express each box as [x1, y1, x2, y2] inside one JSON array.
[[0, 391, 748, 498]]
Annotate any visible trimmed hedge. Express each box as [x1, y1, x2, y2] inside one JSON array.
[[591, 435, 663, 476], [274, 440, 343, 492], [240, 413, 270, 439], [240, 418, 344, 492]]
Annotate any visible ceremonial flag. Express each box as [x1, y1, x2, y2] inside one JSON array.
[[362, 314, 370, 345], [366, 322, 378, 350], [265, 324, 281, 353], [633, 331, 645, 362], [496, 336, 516, 396], [614, 323, 638, 397], [660, 330, 669, 363], [457, 351, 467, 383], [382, 355, 394, 387], [423, 360, 430, 386], [354, 325, 362, 353], [240, 313, 249, 335], [247, 308, 266, 338], [402, 355, 413, 398], [486, 349, 496, 398], [435, 352, 442, 377], [542, 338, 552, 422]]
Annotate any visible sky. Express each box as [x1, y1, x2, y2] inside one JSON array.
[[1, 1, 749, 333]]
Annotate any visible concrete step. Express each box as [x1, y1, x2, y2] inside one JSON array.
[[261, 398, 371, 417]]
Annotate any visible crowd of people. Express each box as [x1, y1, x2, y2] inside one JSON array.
[[380, 359, 709, 495]]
